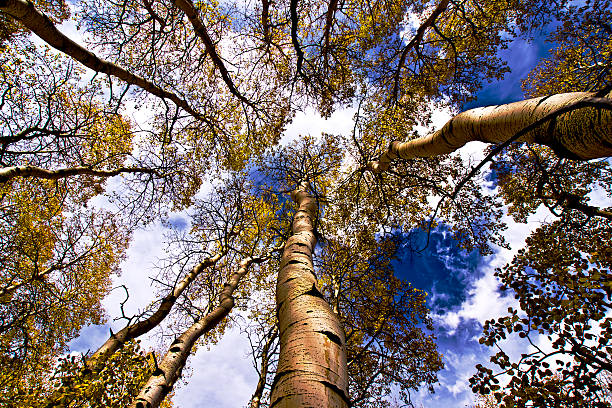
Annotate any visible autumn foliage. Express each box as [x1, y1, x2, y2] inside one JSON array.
[[0, 0, 611, 407]]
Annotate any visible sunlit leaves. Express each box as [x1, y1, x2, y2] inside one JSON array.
[[0, 179, 130, 407], [316, 233, 443, 406], [471, 145, 612, 406], [32, 340, 168, 408], [523, 0, 612, 96]]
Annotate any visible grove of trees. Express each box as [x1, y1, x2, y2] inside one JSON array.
[[0, 0, 610, 407]]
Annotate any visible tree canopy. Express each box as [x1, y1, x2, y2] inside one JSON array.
[[0, 0, 611, 407]]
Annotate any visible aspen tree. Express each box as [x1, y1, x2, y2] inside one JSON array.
[[270, 181, 349, 407], [130, 256, 266, 408], [1, 0, 611, 407], [369, 91, 612, 173]]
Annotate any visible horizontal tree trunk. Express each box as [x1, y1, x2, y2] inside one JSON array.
[[369, 91, 612, 172]]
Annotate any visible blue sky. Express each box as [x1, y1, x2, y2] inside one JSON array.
[[464, 33, 554, 109], [394, 30, 558, 407], [398, 229, 485, 313], [395, 228, 501, 407]]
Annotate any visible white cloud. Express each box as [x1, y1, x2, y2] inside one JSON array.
[[425, 198, 557, 406], [281, 105, 356, 145], [172, 326, 257, 407], [435, 269, 515, 334], [103, 223, 169, 325], [69, 222, 171, 354]]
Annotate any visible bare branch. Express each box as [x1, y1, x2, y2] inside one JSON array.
[[130, 252, 275, 408], [172, 0, 253, 107], [289, 0, 307, 80], [0, 0, 208, 121]]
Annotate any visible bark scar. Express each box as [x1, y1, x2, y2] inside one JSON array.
[[320, 380, 352, 406], [317, 330, 343, 346], [304, 284, 325, 300]]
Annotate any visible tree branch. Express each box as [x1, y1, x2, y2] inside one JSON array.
[[44, 250, 228, 408], [172, 0, 253, 107], [392, 0, 450, 101], [0, 0, 208, 121], [250, 327, 278, 408], [130, 253, 274, 408], [322, 0, 339, 53], [261, 0, 271, 45], [0, 164, 161, 184], [289, 0, 307, 80]]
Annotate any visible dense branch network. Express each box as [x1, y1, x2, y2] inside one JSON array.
[[1, 0, 611, 407], [0, 0, 209, 121]]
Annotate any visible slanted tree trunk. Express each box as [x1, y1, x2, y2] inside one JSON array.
[[44, 252, 226, 408], [171, 0, 250, 105], [88, 252, 224, 369], [130, 255, 264, 408], [270, 182, 349, 407], [0, 0, 205, 120], [369, 91, 612, 172]]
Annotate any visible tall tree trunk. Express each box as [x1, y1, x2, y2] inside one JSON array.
[[369, 91, 612, 172], [129, 255, 262, 408], [270, 182, 349, 407]]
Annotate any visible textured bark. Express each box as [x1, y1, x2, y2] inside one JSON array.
[[0, 0, 205, 120], [269, 183, 349, 408], [130, 256, 261, 408], [43, 253, 225, 408], [370, 92, 612, 172], [0, 165, 159, 184]]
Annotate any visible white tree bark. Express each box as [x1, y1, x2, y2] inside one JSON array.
[[130, 255, 264, 408], [270, 182, 349, 407], [369, 91, 612, 172], [43, 252, 226, 408]]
